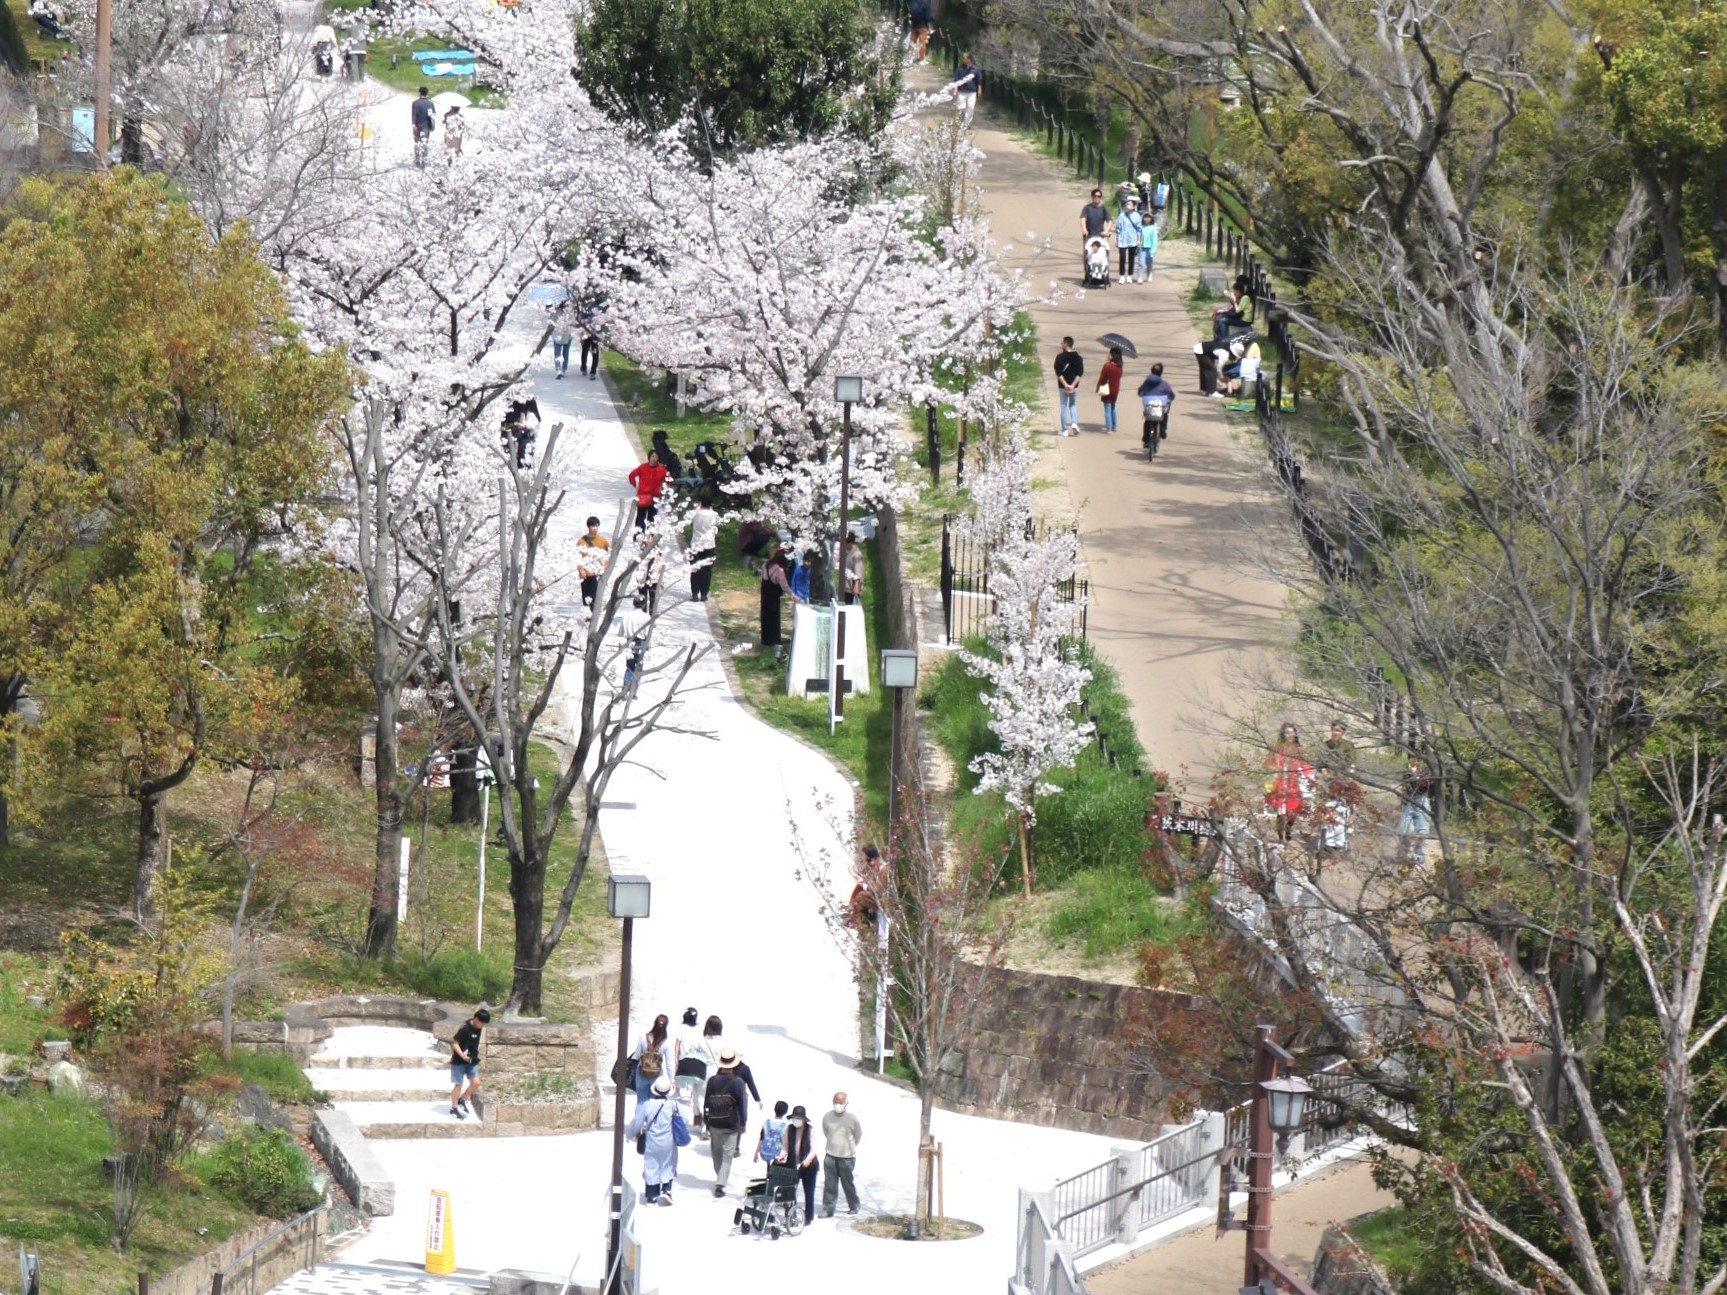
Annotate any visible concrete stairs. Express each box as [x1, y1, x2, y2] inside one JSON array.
[[305, 1025, 480, 1138]]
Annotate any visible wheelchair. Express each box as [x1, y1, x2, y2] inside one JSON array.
[[735, 1163, 804, 1239]]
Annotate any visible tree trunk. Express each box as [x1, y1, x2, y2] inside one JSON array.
[[915, 1088, 935, 1227], [134, 790, 169, 924], [449, 741, 481, 825], [365, 692, 401, 961], [1017, 806, 1034, 898], [507, 843, 547, 1015]]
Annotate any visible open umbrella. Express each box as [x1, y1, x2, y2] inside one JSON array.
[[430, 90, 471, 111], [1097, 332, 1138, 359], [527, 280, 570, 308]]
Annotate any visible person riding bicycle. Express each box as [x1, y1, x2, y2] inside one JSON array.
[[1137, 363, 1177, 448]]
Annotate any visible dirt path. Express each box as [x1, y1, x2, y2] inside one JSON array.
[[908, 70, 1292, 784]]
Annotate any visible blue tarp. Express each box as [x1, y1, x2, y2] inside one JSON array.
[[412, 48, 475, 60], [422, 63, 476, 77]]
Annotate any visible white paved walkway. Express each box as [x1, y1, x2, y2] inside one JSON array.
[[321, 316, 1124, 1293]]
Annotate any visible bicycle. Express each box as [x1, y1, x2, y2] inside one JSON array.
[[1142, 396, 1170, 461]]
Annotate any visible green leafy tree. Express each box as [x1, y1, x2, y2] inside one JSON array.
[[576, 0, 898, 160], [0, 172, 347, 920]]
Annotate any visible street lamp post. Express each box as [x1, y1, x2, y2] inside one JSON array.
[[604, 874, 651, 1295], [1218, 1024, 1318, 1295], [830, 376, 863, 733], [880, 648, 919, 857]]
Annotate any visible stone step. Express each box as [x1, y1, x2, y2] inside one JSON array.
[[308, 1051, 448, 1071], [305, 1067, 450, 1102], [311, 1025, 444, 1069], [335, 1099, 494, 1140]]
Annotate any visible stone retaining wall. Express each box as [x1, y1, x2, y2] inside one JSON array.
[[931, 966, 1206, 1139], [1311, 1226, 1398, 1295], [152, 1209, 325, 1295], [215, 995, 595, 1077], [313, 1109, 395, 1216]]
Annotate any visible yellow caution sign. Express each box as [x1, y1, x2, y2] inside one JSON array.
[[425, 1188, 456, 1275]]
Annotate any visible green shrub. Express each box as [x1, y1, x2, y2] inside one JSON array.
[[1046, 868, 1201, 960], [1031, 751, 1154, 888], [214, 1051, 323, 1105], [397, 947, 510, 1005], [201, 1128, 321, 1218]]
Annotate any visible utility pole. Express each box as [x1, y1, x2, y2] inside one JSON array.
[[93, 0, 111, 164]]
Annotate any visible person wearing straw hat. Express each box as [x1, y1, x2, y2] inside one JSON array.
[[703, 1049, 751, 1197]]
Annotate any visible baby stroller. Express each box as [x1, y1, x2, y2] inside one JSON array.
[[1083, 236, 1111, 289], [736, 1164, 804, 1239]]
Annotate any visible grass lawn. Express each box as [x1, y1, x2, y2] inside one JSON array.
[[0, 739, 612, 1026], [2, 0, 72, 72], [603, 351, 896, 834], [922, 645, 1196, 969], [0, 971, 268, 1295]]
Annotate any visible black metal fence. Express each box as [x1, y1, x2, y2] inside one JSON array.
[[939, 513, 1088, 646]]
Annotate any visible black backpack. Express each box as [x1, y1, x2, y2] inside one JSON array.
[[704, 1087, 738, 1132]]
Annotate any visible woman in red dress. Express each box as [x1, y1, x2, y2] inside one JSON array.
[[1263, 722, 1313, 844]]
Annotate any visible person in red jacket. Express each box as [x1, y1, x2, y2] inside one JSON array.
[[628, 450, 669, 529], [1096, 346, 1124, 433]]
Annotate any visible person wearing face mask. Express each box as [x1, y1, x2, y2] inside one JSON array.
[[820, 1091, 863, 1217], [779, 1104, 821, 1224]]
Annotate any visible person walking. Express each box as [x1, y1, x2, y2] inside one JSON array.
[[625, 1074, 681, 1206], [703, 1049, 751, 1197], [1114, 193, 1144, 283], [551, 315, 573, 379], [1079, 187, 1110, 259], [781, 1104, 821, 1224], [442, 105, 464, 156], [1263, 723, 1313, 845], [908, 0, 930, 62], [1053, 337, 1084, 436], [673, 1008, 714, 1132], [576, 516, 610, 609], [1096, 346, 1123, 434], [686, 494, 719, 603], [755, 1100, 789, 1169], [578, 299, 606, 378], [945, 53, 981, 126], [1397, 752, 1434, 862], [1140, 214, 1160, 284], [820, 1091, 862, 1216], [630, 1013, 672, 1109], [628, 451, 668, 530], [448, 1007, 489, 1120], [411, 87, 435, 168]]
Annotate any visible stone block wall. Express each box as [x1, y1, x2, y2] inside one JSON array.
[[930, 966, 1206, 1139], [1311, 1226, 1398, 1295], [153, 1209, 325, 1295]]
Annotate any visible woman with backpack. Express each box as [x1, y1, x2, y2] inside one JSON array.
[[630, 1013, 673, 1108], [625, 1073, 686, 1206]]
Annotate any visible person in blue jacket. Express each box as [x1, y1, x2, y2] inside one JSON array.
[[1114, 195, 1144, 283]]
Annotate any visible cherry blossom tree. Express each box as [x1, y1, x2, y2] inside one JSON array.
[[606, 131, 1018, 558], [957, 425, 1092, 896]]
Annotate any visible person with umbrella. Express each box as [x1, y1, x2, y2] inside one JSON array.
[[1096, 345, 1124, 433]]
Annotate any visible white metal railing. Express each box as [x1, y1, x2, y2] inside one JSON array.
[[1012, 1193, 1090, 1295]]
